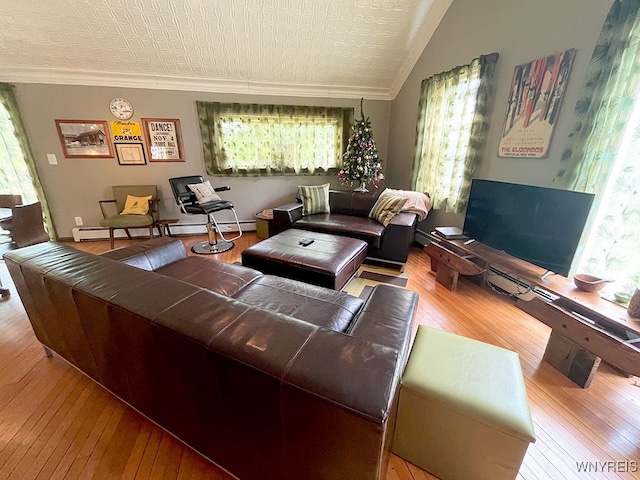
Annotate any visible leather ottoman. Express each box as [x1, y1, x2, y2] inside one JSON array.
[[241, 228, 367, 290], [392, 326, 536, 480]]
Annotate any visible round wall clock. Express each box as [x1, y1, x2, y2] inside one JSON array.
[[109, 97, 134, 120]]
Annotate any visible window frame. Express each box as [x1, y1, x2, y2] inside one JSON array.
[[411, 54, 498, 214], [196, 101, 353, 176]]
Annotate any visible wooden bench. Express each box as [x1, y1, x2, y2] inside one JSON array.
[[425, 242, 484, 290]]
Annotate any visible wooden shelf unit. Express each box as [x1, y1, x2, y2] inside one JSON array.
[[426, 237, 640, 387]]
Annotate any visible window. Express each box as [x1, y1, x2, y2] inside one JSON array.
[[196, 102, 353, 176], [556, 1, 640, 290], [0, 102, 37, 203], [0, 83, 53, 238], [411, 53, 498, 214]]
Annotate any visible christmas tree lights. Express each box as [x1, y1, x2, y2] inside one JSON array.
[[338, 98, 384, 192]]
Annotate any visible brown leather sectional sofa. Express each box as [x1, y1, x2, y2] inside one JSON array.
[[5, 237, 418, 480], [272, 190, 418, 266]]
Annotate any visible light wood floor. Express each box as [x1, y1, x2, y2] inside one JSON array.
[[1, 233, 639, 479]]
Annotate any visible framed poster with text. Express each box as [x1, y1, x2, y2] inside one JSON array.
[[111, 121, 143, 143], [141, 118, 185, 162], [115, 143, 146, 165], [498, 49, 575, 158]]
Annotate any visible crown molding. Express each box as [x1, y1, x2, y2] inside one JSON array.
[[0, 67, 392, 101]]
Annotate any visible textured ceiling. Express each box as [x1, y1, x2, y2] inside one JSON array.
[[0, 0, 451, 99]]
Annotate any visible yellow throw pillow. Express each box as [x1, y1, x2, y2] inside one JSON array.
[[121, 195, 152, 215]]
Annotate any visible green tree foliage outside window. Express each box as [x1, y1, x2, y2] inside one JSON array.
[[0, 83, 55, 239], [196, 102, 353, 176], [555, 0, 640, 290]]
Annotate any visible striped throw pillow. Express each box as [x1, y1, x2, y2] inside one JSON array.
[[298, 183, 331, 216], [369, 189, 407, 226]]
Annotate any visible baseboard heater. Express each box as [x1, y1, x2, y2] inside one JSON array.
[[72, 220, 256, 242]]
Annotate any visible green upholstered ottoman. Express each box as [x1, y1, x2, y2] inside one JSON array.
[[392, 326, 535, 480]]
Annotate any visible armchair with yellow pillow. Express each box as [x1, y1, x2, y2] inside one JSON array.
[[99, 185, 160, 249]]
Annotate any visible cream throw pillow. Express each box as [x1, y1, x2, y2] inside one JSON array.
[[187, 180, 222, 204], [298, 183, 330, 216], [121, 195, 152, 215], [368, 189, 407, 226]]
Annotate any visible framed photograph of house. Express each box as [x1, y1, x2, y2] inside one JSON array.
[[498, 48, 576, 158], [115, 143, 146, 165], [55, 120, 113, 158], [141, 118, 185, 162]]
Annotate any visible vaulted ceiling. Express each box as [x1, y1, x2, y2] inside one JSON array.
[[0, 0, 451, 100]]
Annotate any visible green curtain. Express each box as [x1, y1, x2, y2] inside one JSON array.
[[411, 53, 499, 214], [196, 102, 353, 176], [556, 0, 640, 192], [555, 0, 640, 289], [0, 83, 56, 240]]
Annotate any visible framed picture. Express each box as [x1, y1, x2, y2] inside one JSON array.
[[141, 118, 185, 162], [55, 120, 113, 158], [115, 143, 146, 165], [498, 49, 576, 158]]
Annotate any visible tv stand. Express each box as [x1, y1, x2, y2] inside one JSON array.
[[541, 270, 554, 280], [425, 237, 640, 387], [423, 241, 484, 291]]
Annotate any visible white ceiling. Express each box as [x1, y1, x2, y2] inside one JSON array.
[[0, 0, 451, 100]]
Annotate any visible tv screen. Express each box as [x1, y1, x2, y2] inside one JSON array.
[[462, 180, 595, 277]]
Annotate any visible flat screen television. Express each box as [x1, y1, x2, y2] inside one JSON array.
[[462, 179, 595, 277]]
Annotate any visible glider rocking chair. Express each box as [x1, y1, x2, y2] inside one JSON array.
[[168, 176, 242, 254]]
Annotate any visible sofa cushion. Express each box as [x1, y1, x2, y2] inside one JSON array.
[[369, 189, 408, 226], [328, 190, 378, 216], [298, 183, 330, 216], [233, 275, 364, 332], [294, 213, 385, 249], [100, 236, 187, 270], [156, 256, 262, 297]]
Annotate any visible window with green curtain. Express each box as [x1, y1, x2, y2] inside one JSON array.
[[411, 53, 498, 214], [0, 83, 55, 239], [555, 0, 640, 292], [196, 102, 354, 176]]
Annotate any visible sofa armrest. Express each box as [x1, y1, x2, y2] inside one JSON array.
[[272, 202, 303, 234], [378, 212, 418, 264], [348, 284, 417, 356], [99, 236, 187, 271], [281, 328, 405, 480], [388, 211, 416, 229]]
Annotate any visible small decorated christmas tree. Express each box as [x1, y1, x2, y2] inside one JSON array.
[[338, 98, 384, 191]]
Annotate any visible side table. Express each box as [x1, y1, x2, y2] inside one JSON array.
[[255, 210, 273, 239]]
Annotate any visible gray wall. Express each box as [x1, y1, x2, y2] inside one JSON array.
[[14, 84, 390, 238], [13, 0, 614, 239], [387, 0, 613, 233]]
